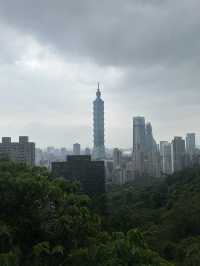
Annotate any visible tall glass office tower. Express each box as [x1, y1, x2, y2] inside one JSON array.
[[93, 84, 105, 160], [133, 116, 146, 175], [133, 116, 146, 152]]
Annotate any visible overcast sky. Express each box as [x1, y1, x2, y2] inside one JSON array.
[[0, 0, 200, 148]]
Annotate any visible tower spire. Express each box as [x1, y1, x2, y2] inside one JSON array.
[[96, 82, 101, 98]]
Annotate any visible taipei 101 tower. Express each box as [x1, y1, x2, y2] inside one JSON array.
[[93, 83, 105, 160]]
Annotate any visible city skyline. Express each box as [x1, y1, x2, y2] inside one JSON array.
[[1, 86, 199, 149], [0, 1, 200, 147]]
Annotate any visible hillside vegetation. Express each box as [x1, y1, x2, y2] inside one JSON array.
[[107, 167, 200, 265], [0, 160, 171, 266]]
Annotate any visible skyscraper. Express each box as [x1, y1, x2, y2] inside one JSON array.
[[113, 148, 122, 170], [145, 122, 157, 153], [171, 137, 186, 173], [186, 133, 196, 155], [160, 141, 168, 173], [93, 83, 105, 160], [133, 116, 146, 175], [133, 117, 146, 152], [162, 142, 172, 175]]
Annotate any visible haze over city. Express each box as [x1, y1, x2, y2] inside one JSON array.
[[0, 0, 200, 147]]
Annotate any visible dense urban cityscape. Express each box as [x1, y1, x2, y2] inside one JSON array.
[[0, 85, 199, 191], [1, 1, 200, 265]]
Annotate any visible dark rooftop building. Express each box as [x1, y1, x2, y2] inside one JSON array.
[[51, 155, 105, 197]]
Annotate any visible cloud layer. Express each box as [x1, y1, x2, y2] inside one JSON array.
[[0, 0, 199, 147]]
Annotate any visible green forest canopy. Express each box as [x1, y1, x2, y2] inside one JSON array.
[[107, 167, 200, 265], [0, 160, 171, 266]]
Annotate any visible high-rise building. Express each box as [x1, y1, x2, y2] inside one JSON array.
[[52, 155, 105, 197], [0, 136, 35, 166], [145, 150, 161, 178], [133, 117, 146, 175], [113, 148, 122, 170], [73, 143, 81, 155], [145, 123, 157, 153], [186, 133, 196, 155], [144, 122, 161, 177], [160, 141, 168, 157], [93, 83, 105, 160], [104, 160, 114, 183], [133, 117, 146, 152], [171, 137, 186, 173], [162, 142, 172, 175], [160, 141, 168, 173]]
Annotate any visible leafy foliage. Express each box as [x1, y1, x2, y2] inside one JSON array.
[[107, 167, 200, 265], [0, 160, 170, 266]]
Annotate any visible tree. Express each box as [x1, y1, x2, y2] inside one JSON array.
[[0, 160, 173, 265]]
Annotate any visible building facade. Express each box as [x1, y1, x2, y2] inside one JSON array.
[[113, 148, 122, 170], [93, 84, 105, 160], [186, 133, 196, 155], [171, 137, 186, 173], [162, 142, 172, 175], [133, 116, 146, 175], [52, 155, 105, 197], [133, 117, 146, 152], [0, 136, 35, 166], [73, 143, 81, 155], [145, 123, 157, 153]]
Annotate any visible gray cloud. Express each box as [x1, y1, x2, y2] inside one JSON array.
[[0, 0, 200, 67], [0, 0, 200, 147]]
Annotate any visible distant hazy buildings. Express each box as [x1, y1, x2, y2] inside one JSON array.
[[145, 123, 157, 153], [144, 122, 160, 177], [186, 133, 196, 155], [0, 136, 35, 166], [161, 142, 172, 175], [132, 117, 161, 178], [35, 146, 69, 169], [133, 116, 146, 175], [93, 84, 105, 160], [104, 160, 114, 183], [160, 141, 167, 172], [145, 150, 161, 178], [73, 143, 81, 155], [172, 137, 186, 173], [133, 117, 146, 152], [112, 148, 124, 185], [52, 155, 105, 197], [113, 148, 122, 170], [109, 149, 135, 185]]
